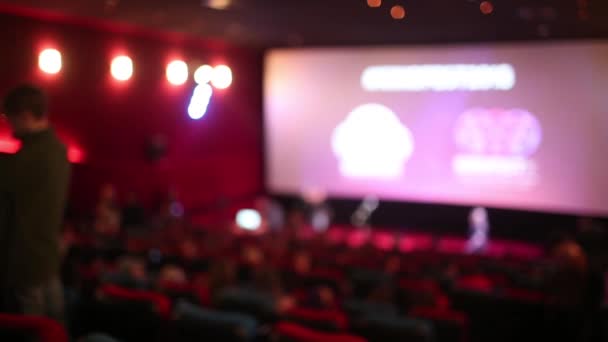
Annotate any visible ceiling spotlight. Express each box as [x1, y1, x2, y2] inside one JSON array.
[[211, 65, 233, 89], [166, 60, 189, 85], [480, 1, 494, 15], [204, 0, 231, 10], [38, 48, 62, 74], [390, 5, 406, 20], [194, 64, 214, 84], [111, 55, 133, 81], [367, 0, 382, 8]]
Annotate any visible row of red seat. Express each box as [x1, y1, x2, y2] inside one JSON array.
[[59, 225, 549, 341], [92, 282, 470, 342], [81, 225, 544, 261], [324, 226, 543, 260], [0, 314, 68, 342]]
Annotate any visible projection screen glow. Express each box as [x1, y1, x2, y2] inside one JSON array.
[[264, 42, 608, 216]]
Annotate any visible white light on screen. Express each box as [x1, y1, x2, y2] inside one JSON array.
[[452, 155, 536, 179], [361, 64, 515, 92], [211, 65, 233, 89], [194, 64, 214, 84], [188, 83, 213, 120], [111, 56, 133, 81], [38, 49, 62, 74], [166, 60, 189, 85], [236, 209, 262, 231], [332, 103, 414, 179]]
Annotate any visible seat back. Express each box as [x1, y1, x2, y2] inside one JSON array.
[[78, 284, 171, 341], [170, 300, 258, 342], [0, 314, 68, 342], [274, 322, 366, 342], [351, 314, 434, 342], [285, 307, 348, 332], [410, 307, 469, 342], [99, 284, 172, 318]]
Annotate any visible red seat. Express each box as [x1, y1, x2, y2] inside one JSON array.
[[371, 231, 396, 251], [326, 226, 348, 245], [504, 242, 543, 260], [410, 306, 468, 326], [274, 322, 366, 342], [79, 262, 105, 282], [409, 307, 469, 342], [158, 281, 211, 307], [503, 287, 545, 303], [399, 278, 450, 309], [398, 234, 434, 252], [126, 238, 149, 253], [399, 278, 442, 294], [346, 230, 370, 249], [437, 237, 467, 254], [286, 307, 348, 331], [98, 284, 172, 319], [484, 241, 508, 258], [455, 274, 494, 293], [0, 314, 68, 342]]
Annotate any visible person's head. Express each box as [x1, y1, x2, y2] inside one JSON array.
[[209, 259, 237, 294], [242, 245, 264, 266], [2, 85, 49, 137], [99, 184, 116, 203], [293, 251, 312, 274], [253, 265, 282, 295], [254, 196, 271, 212], [158, 264, 187, 285], [126, 191, 139, 205], [287, 206, 306, 229], [117, 256, 148, 281], [179, 239, 199, 260], [384, 255, 401, 275]]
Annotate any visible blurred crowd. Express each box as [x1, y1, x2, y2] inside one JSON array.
[[54, 184, 608, 342]]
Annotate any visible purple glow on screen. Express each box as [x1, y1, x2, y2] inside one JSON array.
[[454, 108, 542, 156], [452, 108, 542, 185]]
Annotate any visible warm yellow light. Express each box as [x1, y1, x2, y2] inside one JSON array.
[[207, 0, 231, 10], [480, 1, 494, 15], [390, 5, 406, 20], [367, 0, 382, 8]]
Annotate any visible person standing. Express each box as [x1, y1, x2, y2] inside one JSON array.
[[0, 85, 70, 322]]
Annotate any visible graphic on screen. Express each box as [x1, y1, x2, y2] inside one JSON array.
[[264, 42, 608, 215], [452, 108, 542, 187], [331, 103, 414, 179]]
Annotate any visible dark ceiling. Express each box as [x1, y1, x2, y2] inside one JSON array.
[[1, 0, 607, 48]]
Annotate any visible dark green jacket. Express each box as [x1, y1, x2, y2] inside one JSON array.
[[0, 129, 70, 288]]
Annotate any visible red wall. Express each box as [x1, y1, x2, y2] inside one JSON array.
[[0, 13, 264, 213]]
